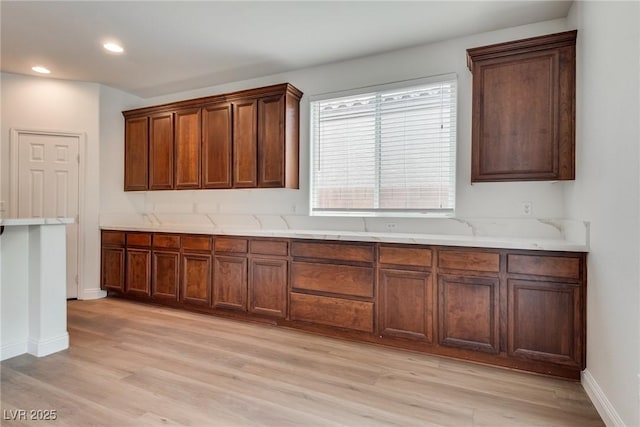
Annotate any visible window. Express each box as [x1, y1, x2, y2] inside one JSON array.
[[310, 74, 457, 217]]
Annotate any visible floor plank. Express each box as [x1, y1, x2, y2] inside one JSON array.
[[1, 298, 604, 426]]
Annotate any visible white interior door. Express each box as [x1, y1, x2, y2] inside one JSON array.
[[16, 132, 80, 299]]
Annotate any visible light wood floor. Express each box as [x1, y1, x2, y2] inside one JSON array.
[[1, 298, 603, 427]]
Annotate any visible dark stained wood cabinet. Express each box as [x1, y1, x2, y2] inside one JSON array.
[[101, 231, 125, 291], [290, 241, 375, 332], [233, 99, 258, 188], [149, 112, 174, 190], [438, 275, 500, 353], [101, 230, 587, 379], [181, 254, 211, 306], [436, 249, 501, 354], [151, 234, 181, 301], [124, 233, 152, 297], [202, 102, 232, 189], [213, 237, 249, 311], [174, 108, 201, 189], [379, 269, 433, 342], [467, 30, 577, 182], [181, 235, 212, 306], [249, 239, 289, 318], [506, 252, 584, 368], [378, 245, 434, 343], [123, 83, 302, 191], [258, 94, 286, 188], [124, 117, 148, 191]]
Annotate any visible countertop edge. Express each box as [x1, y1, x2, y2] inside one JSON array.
[[1, 218, 75, 226]]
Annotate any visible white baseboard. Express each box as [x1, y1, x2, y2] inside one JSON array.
[[582, 369, 626, 427], [0, 340, 28, 361], [78, 288, 107, 300], [27, 333, 69, 357]]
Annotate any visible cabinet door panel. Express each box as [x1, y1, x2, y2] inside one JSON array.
[[250, 258, 287, 318], [149, 112, 174, 190], [379, 269, 433, 343], [175, 108, 201, 189], [508, 279, 581, 366], [124, 117, 148, 191], [152, 251, 179, 300], [202, 103, 232, 188], [181, 253, 212, 306], [126, 249, 151, 296], [102, 247, 124, 291], [233, 99, 258, 187], [477, 54, 557, 178], [258, 95, 285, 187], [438, 275, 499, 353], [213, 256, 247, 311]]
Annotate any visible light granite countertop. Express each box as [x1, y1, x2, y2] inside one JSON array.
[[101, 218, 589, 252]]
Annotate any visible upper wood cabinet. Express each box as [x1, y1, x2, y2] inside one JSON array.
[[122, 83, 302, 191], [202, 103, 232, 189], [124, 117, 149, 191], [467, 31, 577, 182], [175, 108, 202, 189], [233, 99, 258, 188], [149, 112, 174, 190]]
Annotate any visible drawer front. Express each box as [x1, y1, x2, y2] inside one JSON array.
[[215, 237, 248, 253], [438, 250, 500, 273], [290, 292, 374, 333], [507, 254, 582, 280], [102, 230, 125, 246], [379, 246, 432, 268], [291, 241, 374, 263], [126, 232, 152, 247], [251, 239, 288, 257], [153, 234, 181, 249], [291, 262, 374, 298], [182, 235, 213, 252]]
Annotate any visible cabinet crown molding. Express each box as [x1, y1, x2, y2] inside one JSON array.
[[123, 83, 302, 118], [466, 30, 577, 72]]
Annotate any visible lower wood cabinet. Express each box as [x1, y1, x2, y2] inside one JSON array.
[[125, 248, 151, 296], [101, 247, 125, 292], [438, 275, 500, 353], [508, 279, 582, 367], [378, 269, 433, 343], [152, 251, 179, 300], [213, 255, 248, 311], [181, 253, 211, 306], [100, 230, 586, 379], [249, 257, 287, 318]]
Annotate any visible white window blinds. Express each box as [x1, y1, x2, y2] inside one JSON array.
[[310, 75, 457, 216]]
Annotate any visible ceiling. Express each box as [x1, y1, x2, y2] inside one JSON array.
[[1, 1, 572, 98]]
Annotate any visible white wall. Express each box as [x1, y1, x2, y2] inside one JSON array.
[[566, 1, 640, 426], [99, 18, 571, 223], [0, 73, 103, 299]]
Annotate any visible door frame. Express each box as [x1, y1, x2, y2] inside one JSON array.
[[9, 128, 87, 299]]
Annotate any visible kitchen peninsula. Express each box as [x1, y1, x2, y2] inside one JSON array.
[[0, 217, 73, 361]]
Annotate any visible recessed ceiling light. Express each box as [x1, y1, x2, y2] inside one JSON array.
[[32, 66, 51, 74], [103, 42, 124, 53]]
